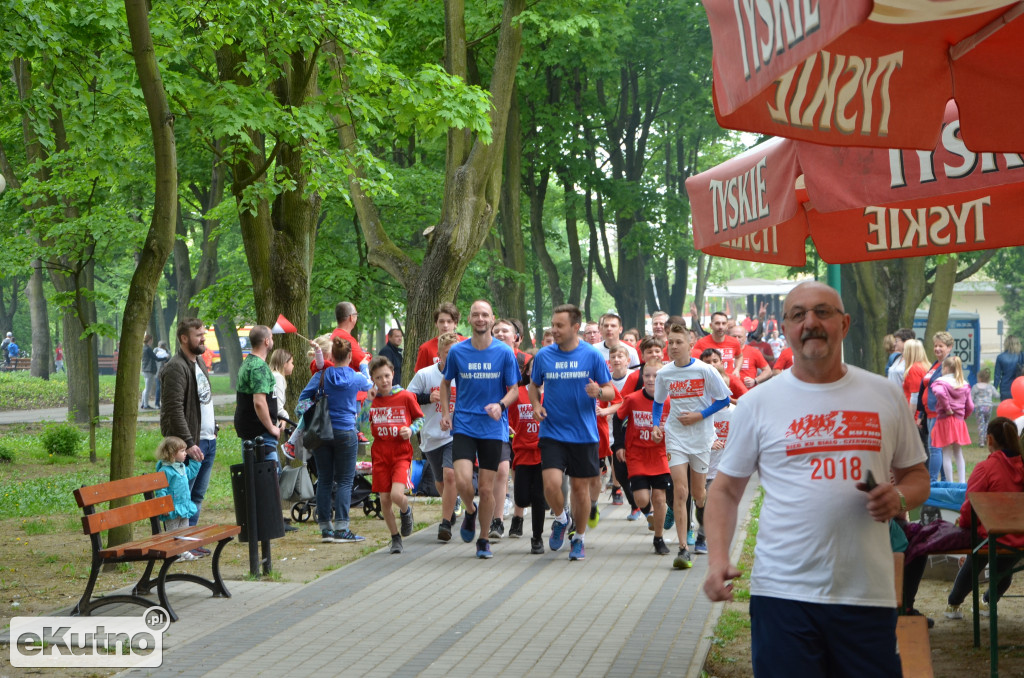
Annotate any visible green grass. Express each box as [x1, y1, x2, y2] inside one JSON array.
[[0, 372, 234, 412]]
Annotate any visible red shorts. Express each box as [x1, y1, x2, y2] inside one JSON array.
[[371, 455, 411, 493]]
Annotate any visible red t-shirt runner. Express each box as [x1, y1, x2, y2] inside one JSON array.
[[414, 335, 467, 372], [616, 390, 670, 478], [507, 386, 540, 467], [691, 334, 742, 372], [366, 389, 424, 492], [774, 347, 794, 371], [737, 344, 769, 382]]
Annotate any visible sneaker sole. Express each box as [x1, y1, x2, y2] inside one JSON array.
[[438, 530, 452, 543], [477, 551, 493, 559], [673, 559, 694, 569], [334, 537, 365, 543]]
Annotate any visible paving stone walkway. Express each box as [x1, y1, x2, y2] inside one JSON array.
[[117, 479, 758, 678]]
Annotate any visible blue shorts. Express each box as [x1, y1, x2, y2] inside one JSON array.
[[750, 595, 900, 678]]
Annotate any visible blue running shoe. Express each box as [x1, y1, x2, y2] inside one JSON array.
[[460, 502, 478, 543], [664, 506, 675, 530], [687, 529, 696, 546], [476, 538, 493, 559], [694, 535, 708, 554], [627, 508, 642, 521], [569, 537, 585, 561], [549, 519, 569, 552]]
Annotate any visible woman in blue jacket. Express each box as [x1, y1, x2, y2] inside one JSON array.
[[300, 337, 373, 544]]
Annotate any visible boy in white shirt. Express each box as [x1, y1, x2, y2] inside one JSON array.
[[652, 323, 730, 569]]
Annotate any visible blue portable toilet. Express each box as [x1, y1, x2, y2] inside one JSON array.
[[913, 310, 981, 386]]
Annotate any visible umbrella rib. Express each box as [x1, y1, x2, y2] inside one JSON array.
[[950, 1, 1024, 61]]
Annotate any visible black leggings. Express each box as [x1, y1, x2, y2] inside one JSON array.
[[903, 553, 1020, 612], [514, 464, 546, 539], [612, 454, 637, 510]]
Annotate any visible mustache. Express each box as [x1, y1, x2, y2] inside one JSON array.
[[800, 329, 828, 342]]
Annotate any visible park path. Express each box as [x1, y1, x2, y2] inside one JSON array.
[[113, 479, 758, 678], [0, 395, 235, 425]]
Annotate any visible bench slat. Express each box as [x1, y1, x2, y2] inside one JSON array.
[[896, 616, 934, 678], [101, 525, 240, 559], [82, 496, 174, 535], [74, 472, 168, 508]]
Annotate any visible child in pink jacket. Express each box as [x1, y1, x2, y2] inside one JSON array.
[[931, 356, 974, 484]]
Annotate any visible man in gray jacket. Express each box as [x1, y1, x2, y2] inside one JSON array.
[[160, 318, 217, 536]]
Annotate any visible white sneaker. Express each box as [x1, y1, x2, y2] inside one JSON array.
[[503, 495, 513, 518], [178, 550, 197, 561], [944, 605, 963, 619], [979, 600, 990, 617]]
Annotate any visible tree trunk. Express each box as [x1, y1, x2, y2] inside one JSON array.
[[526, 167, 562, 307], [109, 0, 178, 546], [27, 260, 49, 379], [216, 316, 242, 385], [845, 262, 885, 372], [491, 84, 526, 322], [561, 176, 585, 307], [532, 262, 544, 346], [925, 256, 958, 359]]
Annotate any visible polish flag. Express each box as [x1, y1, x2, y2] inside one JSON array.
[[271, 314, 297, 334]]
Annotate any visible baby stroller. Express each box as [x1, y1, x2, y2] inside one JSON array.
[[290, 450, 382, 523]]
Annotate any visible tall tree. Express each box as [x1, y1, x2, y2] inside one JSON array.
[[107, 0, 178, 545]]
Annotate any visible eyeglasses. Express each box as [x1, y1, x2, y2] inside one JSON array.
[[784, 304, 844, 323]]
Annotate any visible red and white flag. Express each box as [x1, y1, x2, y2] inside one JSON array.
[[271, 314, 297, 334]]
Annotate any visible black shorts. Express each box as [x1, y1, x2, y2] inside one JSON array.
[[501, 441, 512, 465], [630, 473, 672, 493], [539, 438, 600, 478], [452, 434, 503, 472]]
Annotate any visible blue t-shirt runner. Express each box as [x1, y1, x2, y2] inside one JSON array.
[[531, 342, 612, 443], [442, 337, 520, 441]]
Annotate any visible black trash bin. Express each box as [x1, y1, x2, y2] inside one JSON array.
[[231, 458, 286, 542]]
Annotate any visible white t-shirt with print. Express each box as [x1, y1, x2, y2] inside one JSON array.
[[195, 362, 216, 441], [653, 359, 731, 454], [407, 363, 455, 453], [718, 366, 926, 608]]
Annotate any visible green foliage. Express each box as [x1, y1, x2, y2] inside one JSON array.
[[0, 444, 13, 464], [40, 423, 83, 457], [0, 372, 116, 410], [0, 469, 106, 518], [988, 248, 1024, 340]]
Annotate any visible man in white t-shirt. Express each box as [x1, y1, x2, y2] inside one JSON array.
[[407, 332, 460, 542], [595, 312, 640, 369], [703, 282, 930, 678]]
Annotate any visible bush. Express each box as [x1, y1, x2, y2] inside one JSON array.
[[0, 444, 13, 463], [40, 423, 83, 457]]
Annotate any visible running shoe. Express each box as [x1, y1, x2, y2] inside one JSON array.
[[476, 538, 493, 559], [438, 520, 452, 543], [489, 518, 505, 539], [508, 515, 524, 538], [530, 537, 544, 554], [646, 512, 655, 532], [454, 496, 463, 516], [189, 548, 209, 559], [687, 529, 696, 546], [673, 548, 693, 570], [588, 505, 600, 529], [178, 550, 198, 561], [694, 535, 708, 554], [569, 537, 585, 561], [627, 508, 642, 521], [400, 506, 415, 537], [653, 536, 670, 555], [460, 503, 478, 543], [944, 605, 963, 620], [390, 535, 403, 554], [503, 495, 514, 517], [611, 487, 624, 505], [282, 442, 296, 461], [358, 431, 369, 443], [664, 506, 675, 530], [567, 518, 577, 541], [333, 529, 365, 543], [549, 519, 569, 552], [321, 529, 335, 543]]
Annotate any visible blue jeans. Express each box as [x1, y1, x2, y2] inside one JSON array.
[[189, 438, 217, 526], [312, 429, 358, 532], [926, 418, 943, 482]]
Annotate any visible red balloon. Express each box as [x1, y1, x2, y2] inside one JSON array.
[[996, 399, 1023, 420], [1013, 377, 1024, 407]]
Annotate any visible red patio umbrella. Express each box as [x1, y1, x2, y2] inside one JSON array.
[[686, 101, 1024, 264], [705, 0, 1024, 151]]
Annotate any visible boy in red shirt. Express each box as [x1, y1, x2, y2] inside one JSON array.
[[360, 356, 425, 554], [614, 358, 671, 555], [507, 362, 546, 554]]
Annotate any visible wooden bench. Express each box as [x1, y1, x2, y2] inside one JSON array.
[[1, 356, 30, 371], [895, 551, 935, 678], [73, 473, 241, 622]]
